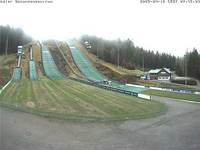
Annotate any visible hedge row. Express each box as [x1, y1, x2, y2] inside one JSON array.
[[171, 79, 197, 85]]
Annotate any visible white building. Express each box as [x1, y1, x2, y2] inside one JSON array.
[[148, 68, 171, 80]]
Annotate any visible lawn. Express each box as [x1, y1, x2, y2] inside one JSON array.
[[0, 54, 16, 86], [0, 77, 166, 121], [142, 89, 200, 102]]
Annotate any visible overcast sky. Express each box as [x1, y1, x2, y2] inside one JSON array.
[[0, 0, 200, 56]]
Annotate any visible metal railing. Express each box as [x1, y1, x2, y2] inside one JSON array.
[[70, 77, 138, 97]]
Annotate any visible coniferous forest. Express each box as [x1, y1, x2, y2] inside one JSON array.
[[80, 35, 200, 80], [0, 25, 32, 55]]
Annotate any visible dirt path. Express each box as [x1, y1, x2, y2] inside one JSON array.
[[0, 97, 200, 150]]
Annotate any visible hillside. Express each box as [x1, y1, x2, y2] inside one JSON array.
[[20, 43, 29, 79], [0, 54, 16, 87], [32, 41, 44, 77], [19, 41, 43, 79], [48, 40, 69, 77], [58, 41, 85, 78], [0, 40, 166, 121]]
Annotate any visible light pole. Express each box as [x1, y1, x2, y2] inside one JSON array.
[[184, 49, 188, 85], [117, 46, 119, 68], [142, 51, 145, 72], [5, 35, 8, 56], [97, 46, 99, 58]]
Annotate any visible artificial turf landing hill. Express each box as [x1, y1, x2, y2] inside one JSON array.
[[75, 41, 144, 83]]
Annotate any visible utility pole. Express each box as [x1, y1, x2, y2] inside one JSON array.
[[97, 46, 99, 58], [184, 49, 188, 85], [5, 35, 8, 56], [30, 46, 33, 60], [142, 51, 145, 72], [117, 46, 119, 68], [96, 41, 99, 59]]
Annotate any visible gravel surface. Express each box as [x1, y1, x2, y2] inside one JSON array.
[[0, 96, 200, 150]]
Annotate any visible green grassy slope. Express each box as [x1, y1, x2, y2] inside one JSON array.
[[0, 77, 166, 121], [0, 54, 16, 87], [142, 89, 200, 102]]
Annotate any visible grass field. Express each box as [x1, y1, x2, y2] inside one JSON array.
[[0, 77, 166, 121], [0, 54, 16, 86], [143, 89, 200, 102]]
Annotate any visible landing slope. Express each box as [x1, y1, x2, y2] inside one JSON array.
[[41, 46, 65, 80], [70, 46, 106, 81], [48, 40, 69, 76], [69, 43, 146, 93], [76, 42, 144, 82]]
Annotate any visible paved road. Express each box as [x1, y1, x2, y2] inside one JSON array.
[[0, 96, 200, 150]]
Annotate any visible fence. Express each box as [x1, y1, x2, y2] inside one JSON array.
[[70, 77, 139, 97]]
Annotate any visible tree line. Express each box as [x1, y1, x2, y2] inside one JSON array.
[[80, 35, 200, 80], [0, 25, 32, 55], [80, 35, 176, 71], [176, 49, 200, 80]]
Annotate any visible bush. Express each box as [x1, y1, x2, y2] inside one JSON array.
[[171, 79, 197, 85]]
